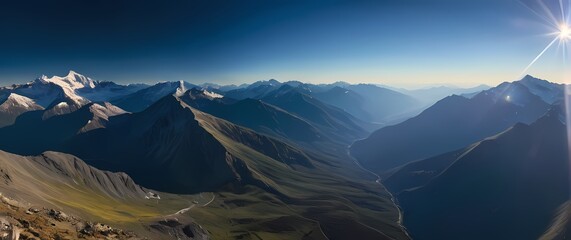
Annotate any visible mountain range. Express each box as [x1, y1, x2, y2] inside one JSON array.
[[390, 105, 570, 240], [350, 75, 553, 174], [0, 71, 421, 239], [0, 70, 565, 239]]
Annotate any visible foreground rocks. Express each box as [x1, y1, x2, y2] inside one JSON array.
[[0, 194, 141, 239]]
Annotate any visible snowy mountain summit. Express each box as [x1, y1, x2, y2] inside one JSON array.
[[39, 70, 97, 90], [0, 93, 44, 127], [0, 93, 42, 110], [32, 70, 94, 107]]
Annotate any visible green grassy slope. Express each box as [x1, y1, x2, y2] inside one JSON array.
[[192, 108, 408, 239]]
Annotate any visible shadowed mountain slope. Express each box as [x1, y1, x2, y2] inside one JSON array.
[[179, 88, 325, 143], [0, 102, 126, 153], [351, 79, 552, 174], [112, 80, 196, 112], [261, 85, 369, 142], [393, 106, 570, 240]]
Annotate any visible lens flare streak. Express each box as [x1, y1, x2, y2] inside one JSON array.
[[519, 0, 570, 76], [521, 36, 560, 76]]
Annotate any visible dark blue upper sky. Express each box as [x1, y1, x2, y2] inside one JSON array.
[[0, 0, 567, 87]]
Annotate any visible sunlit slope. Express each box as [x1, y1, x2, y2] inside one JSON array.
[[0, 150, 331, 239], [0, 150, 213, 239], [192, 107, 408, 239], [540, 201, 571, 240]]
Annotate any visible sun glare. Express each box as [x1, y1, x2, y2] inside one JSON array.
[[519, 0, 570, 76], [560, 23, 571, 39]]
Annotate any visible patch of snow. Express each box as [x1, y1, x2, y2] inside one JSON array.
[[174, 80, 186, 96], [55, 102, 69, 108], [146, 192, 160, 200], [89, 103, 127, 120], [203, 90, 223, 99]]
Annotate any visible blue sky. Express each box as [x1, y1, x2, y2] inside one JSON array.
[[0, 0, 568, 88]]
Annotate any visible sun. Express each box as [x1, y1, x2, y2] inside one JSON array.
[[560, 23, 571, 40], [520, 0, 571, 76]]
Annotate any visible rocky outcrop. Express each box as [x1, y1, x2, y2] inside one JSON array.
[[0, 193, 138, 239]]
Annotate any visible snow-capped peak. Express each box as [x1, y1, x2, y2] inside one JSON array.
[[2, 93, 39, 109], [202, 89, 224, 99], [42, 70, 97, 90], [37, 71, 93, 106]]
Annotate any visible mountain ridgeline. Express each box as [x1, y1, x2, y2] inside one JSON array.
[[349, 75, 571, 240], [351, 76, 552, 174], [0, 71, 427, 239], [393, 105, 570, 240], [2, 70, 567, 240]]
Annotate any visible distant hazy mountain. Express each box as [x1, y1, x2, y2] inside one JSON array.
[[179, 88, 325, 142], [380, 84, 490, 105], [393, 105, 570, 240], [223, 79, 283, 100], [0, 93, 43, 127], [261, 84, 369, 142], [311, 86, 370, 120], [351, 76, 553, 174], [223, 79, 421, 124], [199, 82, 247, 92], [310, 84, 421, 123], [112, 80, 196, 112], [518, 75, 564, 104]]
